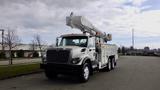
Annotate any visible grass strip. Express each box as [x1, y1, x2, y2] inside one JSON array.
[[0, 63, 43, 80]]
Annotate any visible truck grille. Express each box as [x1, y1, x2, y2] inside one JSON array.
[[46, 49, 71, 63]]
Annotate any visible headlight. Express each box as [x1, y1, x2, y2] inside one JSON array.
[[71, 57, 81, 64]]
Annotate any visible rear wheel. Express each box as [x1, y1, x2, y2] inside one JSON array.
[[44, 69, 57, 79], [79, 63, 90, 82], [111, 58, 115, 69], [107, 58, 112, 71], [101, 58, 111, 72]]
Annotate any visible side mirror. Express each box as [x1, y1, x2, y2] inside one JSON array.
[[56, 38, 58, 46], [56, 37, 61, 47]]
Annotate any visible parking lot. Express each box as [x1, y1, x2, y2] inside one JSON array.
[[0, 56, 160, 90]]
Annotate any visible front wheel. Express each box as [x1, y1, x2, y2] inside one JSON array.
[[79, 63, 90, 82]]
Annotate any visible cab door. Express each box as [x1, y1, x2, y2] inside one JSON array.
[[88, 37, 96, 61]]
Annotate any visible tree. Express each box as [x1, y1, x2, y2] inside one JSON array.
[[30, 40, 36, 53], [130, 46, 134, 50], [4, 30, 21, 65], [33, 34, 46, 61], [144, 46, 150, 51], [122, 46, 126, 55], [118, 47, 121, 53]]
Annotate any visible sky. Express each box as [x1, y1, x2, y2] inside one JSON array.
[[0, 0, 160, 49]]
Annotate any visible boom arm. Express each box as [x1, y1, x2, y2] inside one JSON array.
[[66, 13, 112, 42]]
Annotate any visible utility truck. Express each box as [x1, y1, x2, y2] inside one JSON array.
[[40, 13, 118, 82]]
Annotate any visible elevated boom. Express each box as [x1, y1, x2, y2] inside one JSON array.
[[66, 13, 112, 42]]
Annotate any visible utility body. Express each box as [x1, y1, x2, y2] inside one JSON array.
[[40, 13, 118, 82]]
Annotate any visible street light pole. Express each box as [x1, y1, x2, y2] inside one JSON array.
[[132, 28, 134, 49], [0, 29, 4, 51]]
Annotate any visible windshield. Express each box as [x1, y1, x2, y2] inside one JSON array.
[[59, 36, 88, 47]]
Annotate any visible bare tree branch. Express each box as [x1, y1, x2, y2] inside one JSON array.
[[33, 34, 46, 62], [30, 40, 36, 52], [4, 29, 21, 65]]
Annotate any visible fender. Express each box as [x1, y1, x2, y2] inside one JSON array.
[[77, 53, 90, 65], [81, 57, 94, 75], [82, 57, 91, 65]]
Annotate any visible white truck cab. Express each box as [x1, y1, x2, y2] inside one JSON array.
[[56, 34, 96, 65], [40, 13, 118, 82]]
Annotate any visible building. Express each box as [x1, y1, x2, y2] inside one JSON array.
[[0, 44, 48, 58]]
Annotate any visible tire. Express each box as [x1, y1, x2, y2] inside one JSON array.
[[114, 61, 117, 66], [79, 63, 90, 82], [107, 58, 112, 71], [100, 58, 111, 72], [111, 58, 115, 69], [44, 69, 57, 79]]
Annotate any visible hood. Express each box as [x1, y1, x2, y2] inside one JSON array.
[[48, 46, 84, 50], [47, 46, 86, 58]]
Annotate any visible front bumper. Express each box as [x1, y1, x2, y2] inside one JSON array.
[[40, 63, 82, 75]]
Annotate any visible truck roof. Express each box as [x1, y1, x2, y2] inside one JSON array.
[[60, 34, 90, 37]]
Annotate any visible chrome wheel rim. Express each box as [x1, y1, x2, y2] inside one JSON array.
[[83, 66, 89, 80]]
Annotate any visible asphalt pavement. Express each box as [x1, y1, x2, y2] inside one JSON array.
[[0, 56, 160, 90]]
